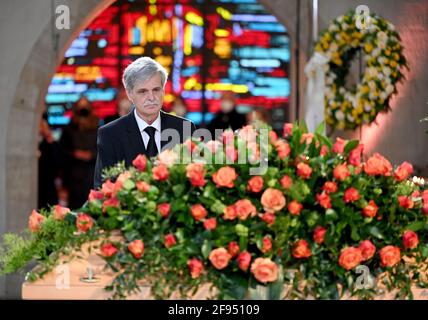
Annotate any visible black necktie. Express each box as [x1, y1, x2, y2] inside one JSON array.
[[144, 126, 158, 158]]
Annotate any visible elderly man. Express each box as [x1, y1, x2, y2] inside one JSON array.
[[94, 57, 196, 188]]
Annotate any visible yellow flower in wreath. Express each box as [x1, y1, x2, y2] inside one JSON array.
[[364, 43, 373, 53]]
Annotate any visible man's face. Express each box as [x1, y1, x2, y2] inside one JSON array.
[[127, 72, 164, 119]]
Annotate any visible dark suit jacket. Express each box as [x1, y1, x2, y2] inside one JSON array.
[[94, 109, 196, 188]]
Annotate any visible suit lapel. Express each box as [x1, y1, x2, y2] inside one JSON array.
[[160, 110, 171, 150], [125, 109, 146, 157]]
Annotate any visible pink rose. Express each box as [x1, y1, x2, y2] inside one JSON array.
[[128, 240, 144, 259], [250, 258, 278, 283], [209, 248, 232, 270], [53, 205, 70, 220], [101, 243, 118, 258], [132, 154, 147, 171], [359, 240, 376, 261], [28, 210, 45, 233]]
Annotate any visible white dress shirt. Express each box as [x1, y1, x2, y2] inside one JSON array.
[[134, 108, 161, 153]]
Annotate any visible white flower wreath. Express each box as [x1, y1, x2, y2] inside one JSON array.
[[314, 12, 407, 130]]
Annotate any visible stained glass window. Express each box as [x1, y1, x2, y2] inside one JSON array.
[[46, 0, 290, 131]]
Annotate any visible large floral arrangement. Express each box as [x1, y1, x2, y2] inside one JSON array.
[[1, 122, 428, 300], [315, 11, 407, 130]]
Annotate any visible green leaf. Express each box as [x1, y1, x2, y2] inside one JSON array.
[[351, 226, 360, 241], [123, 179, 135, 190], [325, 209, 338, 221], [369, 226, 385, 239], [172, 185, 185, 197], [315, 122, 326, 135], [421, 245, 428, 258], [344, 140, 359, 154], [201, 240, 212, 259], [404, 221, 426, 232]]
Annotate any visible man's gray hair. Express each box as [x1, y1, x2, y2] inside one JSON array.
[[122, 56, 168, 92]]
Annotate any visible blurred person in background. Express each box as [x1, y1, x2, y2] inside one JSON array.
[[246, 108, 269, 125], [170, 95, 187, 118], [103, 96, 133, 124], [60, 96, 98, 209], [207, 91, 246, 139], [38, 111, 61, 209]]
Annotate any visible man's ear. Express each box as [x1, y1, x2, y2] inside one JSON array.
[[125, 89, 133, 102]]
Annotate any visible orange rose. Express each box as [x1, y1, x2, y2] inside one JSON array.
[[209, 248, 232, 270], [283, 123, 293, 137], [349, 144, 364, 166], [338, 247, 363, 270], [237, 251, 252, 271], [88, 190, 104, 202], [316, 192, 331, 209], [269, 130, 278, 143], [102, 197, 120, 213], [359, 240, 376, 261], [250, 258, 278, 283], [76, 213, 93, 233], [184, 139, 197, 153], [101, 179, 115, 198], [203, 218, 217, 230], [116, 171, 132, 187], [362, 200, 378, 218], [28, 210, 45, 233], [223, 205, 238, 220], [187, 258, 204, 279], [53, 205, 70, 220], [186, 163, 206, 187], [132, 154, 147, 171], [152, 164, 169, 181], [288, 200, 303, 216], [398, 196, 414, 209], [364, 153, 392, 176], [228, 241, 240, 258], [261, 188, 286, 213], [402, 230, 419, 249], [320, 145, 329, 156], [247, 176, 264, 193], [322, 181, 338, 194], [157, 149, 178, 167], [164, 233, 177, 248], [379, 245, 401, 267], [280, 175, 293, 189], [343, 187, 360, 203], [394, 161, 413, 182], [100, 243, 118, 258], [292, 240, 312, 259], [222, 129, 235, 144], [296, 162, 312, 179], [300, 133, 314, 145], [128, 239, 144, 259], [157, 203, 171, 218], [190, 204, 207, 221], [333, 137, 346, 154], [235, 199, 257, 220], [260, 212, 276, 225], [333, 164, 350, 181], [212, 166, 237, 188], [313, 226, 327, 244], [136, 181, 150, 192], [261, 236, 273, 253], [225, 146, 238, 162], [275, 140, 291, 159]]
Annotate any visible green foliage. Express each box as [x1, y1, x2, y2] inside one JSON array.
[[1, 121, 428, 301]]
